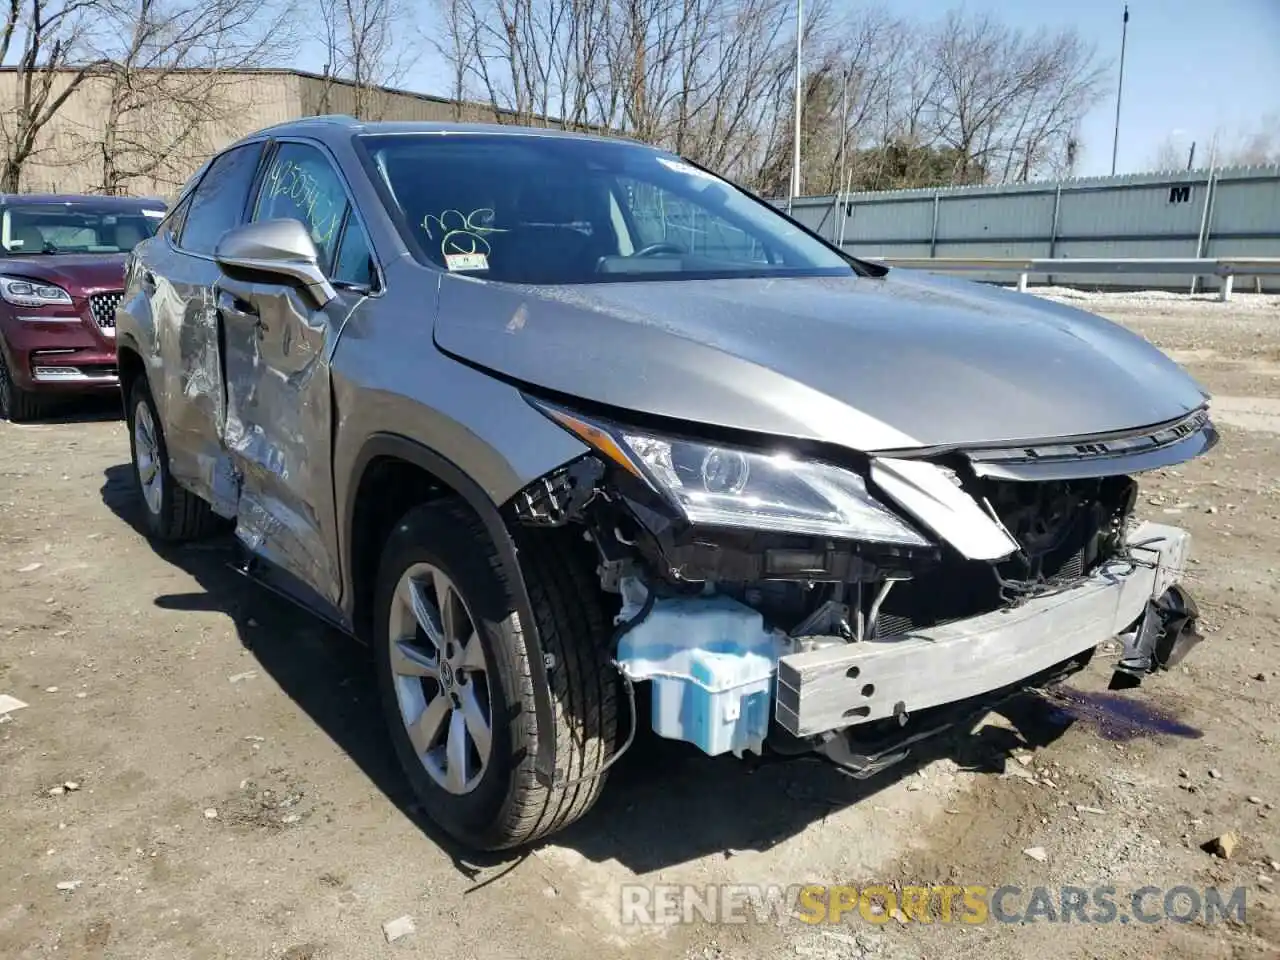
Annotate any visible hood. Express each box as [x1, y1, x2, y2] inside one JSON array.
[[432, 268, 1209, 452], [0, 253, 128, 297]]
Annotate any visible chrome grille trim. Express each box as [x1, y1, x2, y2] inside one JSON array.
[[89, 291, 123, 332], [965, 407, 1212, 466]]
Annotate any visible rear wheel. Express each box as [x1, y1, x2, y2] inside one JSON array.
[[374, 498, 618, 850], [127, 378, 220, 541], [0, 348, 41, 422]]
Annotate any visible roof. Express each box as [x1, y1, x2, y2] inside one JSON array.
[[241, 115, 636, 149], [0, 192, 166, 207]]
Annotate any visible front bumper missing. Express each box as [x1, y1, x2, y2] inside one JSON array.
[[775, 521, 1194, 740]]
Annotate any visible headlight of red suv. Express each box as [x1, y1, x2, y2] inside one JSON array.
[[0, 275, 74, 308]]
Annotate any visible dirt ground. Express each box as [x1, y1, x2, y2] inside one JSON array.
[[1, 289, 1278, 960]]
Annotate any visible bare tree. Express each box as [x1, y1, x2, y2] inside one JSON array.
[[924, 11, 1108, 185], [89, 0, 295, 195], [1148, 134, 1191, 172], [774, 6, 905, 195], [431, 0, 479, 119], [1059, 128, 1082, 179], [437, 0, 805, 174], [438, 0, 609, 128], [0, 0, 104, 191], [1224, 114, 1280, 166], [316, 0, 414, 119], [430, 0, 1109, 194]]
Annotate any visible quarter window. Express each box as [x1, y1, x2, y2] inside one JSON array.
[[332, 218, 375, 288], [179, 143, 263, 255]]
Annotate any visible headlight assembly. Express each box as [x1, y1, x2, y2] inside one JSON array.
[[533, 401, 932, 548], [0, 275, 73, 308]]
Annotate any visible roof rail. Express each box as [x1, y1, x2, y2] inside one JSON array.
[[256, 113, 360, 133]]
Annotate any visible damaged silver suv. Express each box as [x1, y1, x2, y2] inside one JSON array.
[[116, 117, 1217, 851]]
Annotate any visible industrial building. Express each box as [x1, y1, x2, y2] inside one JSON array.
[[0, 67, 520, 197]]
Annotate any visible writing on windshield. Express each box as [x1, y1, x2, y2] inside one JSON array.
[[362, 133, 855, 284]]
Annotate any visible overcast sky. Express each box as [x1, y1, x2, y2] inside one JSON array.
[[297, 0, 1280, 179]]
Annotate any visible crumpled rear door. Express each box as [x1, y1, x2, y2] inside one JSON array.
[[215, 274, 359, 606]]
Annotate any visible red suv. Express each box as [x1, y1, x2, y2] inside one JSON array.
[[0, 194, 165, 421]]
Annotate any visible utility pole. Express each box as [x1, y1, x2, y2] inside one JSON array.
[[1110, 4, 1129, 176], [791, 0, 803, 201], [838, 69, 847, 197]]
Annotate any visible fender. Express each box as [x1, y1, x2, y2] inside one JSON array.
[[114, 332, 144, 401], [344, 432, 561, 787]]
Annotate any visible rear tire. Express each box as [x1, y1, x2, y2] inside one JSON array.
[[374, 498, 618, 851], [127, 378, 220, 542], [0, 348, 41, 422]]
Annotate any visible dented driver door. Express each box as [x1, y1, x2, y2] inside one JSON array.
[[216, 274, 360, 607], [213, 138, 374, 609]]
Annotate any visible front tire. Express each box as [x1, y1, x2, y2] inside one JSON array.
[[374, 498, 618, 851], [0, 348, 41, 422], [127, 378, 220, 542]]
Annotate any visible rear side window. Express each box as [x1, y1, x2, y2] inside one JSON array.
[[157, 194, 190, 244], [179, 143, 263, 255]]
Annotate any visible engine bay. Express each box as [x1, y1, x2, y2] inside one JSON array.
[[512, 451, 1141, 640]]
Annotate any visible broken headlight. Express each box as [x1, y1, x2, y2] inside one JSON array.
[[533, 402, 932, 547]]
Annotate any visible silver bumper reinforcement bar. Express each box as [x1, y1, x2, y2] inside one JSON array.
[[775, 521, 1191, 739]]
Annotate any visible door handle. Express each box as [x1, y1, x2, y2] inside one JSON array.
[[216, 288, 260, 320], [215, 288, 266, 342]]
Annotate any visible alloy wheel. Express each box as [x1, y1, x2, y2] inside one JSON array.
[[133, 398, 163, 516], [387, 562, 493, 795]]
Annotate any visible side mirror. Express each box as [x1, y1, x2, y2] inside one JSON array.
[[214, 219, 337, 309]]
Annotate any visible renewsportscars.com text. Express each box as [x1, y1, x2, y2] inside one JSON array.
[[620, 883, 1248, 926]]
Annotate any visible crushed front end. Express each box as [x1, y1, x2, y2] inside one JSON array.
[[510, 399, 1217, 778]]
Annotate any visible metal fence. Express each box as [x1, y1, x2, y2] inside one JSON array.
[[777, 165, 1280, 293]]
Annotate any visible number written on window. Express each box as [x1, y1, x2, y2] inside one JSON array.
[[254, 143, 349, 272]]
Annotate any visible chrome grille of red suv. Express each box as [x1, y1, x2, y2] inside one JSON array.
[[89, 292, 123, 331]]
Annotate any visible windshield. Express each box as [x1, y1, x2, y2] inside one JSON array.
[[1, 202, 163, 255], [360, 133, 855, 284]]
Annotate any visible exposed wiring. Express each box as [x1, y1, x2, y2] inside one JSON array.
[[552, 585, 655, 790], [865, 579, 897, 640], [553, 668, 638, 789]]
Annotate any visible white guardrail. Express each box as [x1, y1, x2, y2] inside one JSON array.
[[862, 257, 1280, 302]]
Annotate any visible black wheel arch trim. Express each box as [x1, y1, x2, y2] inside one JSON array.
[[115, 334, 145, 398], [345, 432, 561, 787]]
